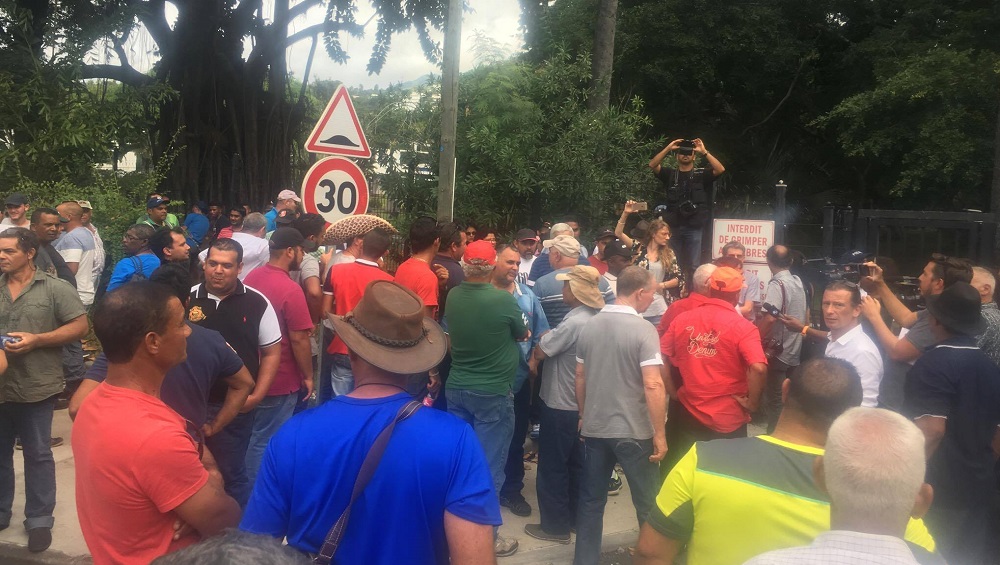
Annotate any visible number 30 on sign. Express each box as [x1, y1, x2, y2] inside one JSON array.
[[300, 157, 370, 223]]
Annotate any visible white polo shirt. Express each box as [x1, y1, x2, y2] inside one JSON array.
[[826, 323, 884, 407]]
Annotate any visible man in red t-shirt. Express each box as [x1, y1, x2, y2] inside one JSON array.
[[657, 263, 718, 337], [73, 282, 241, 565], [394, 216, 448, 317], [322, 228, 394, 396], [659, 267, 767, 476], [243, 227, 317, 484]]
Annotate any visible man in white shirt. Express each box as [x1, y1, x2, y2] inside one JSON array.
[[77, 200, 105, 290], [744, 407, 933, 565], [783, 281, 884, 407], [1, 193, 30, 228], [513, 228, 538, 285], [54, 201, 97, 306], [200, 212, 270, 280]]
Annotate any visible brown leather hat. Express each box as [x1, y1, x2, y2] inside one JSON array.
[[330, 280, 447, 374]]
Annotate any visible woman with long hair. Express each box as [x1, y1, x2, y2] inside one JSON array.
[[615, 200, 685, 325]]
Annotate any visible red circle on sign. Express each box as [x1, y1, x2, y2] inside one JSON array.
[[300, 157, 369, 224]]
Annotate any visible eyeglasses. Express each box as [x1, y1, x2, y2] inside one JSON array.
[[483, 236, 497, 243]]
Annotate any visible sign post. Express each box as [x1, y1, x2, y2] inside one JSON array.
[[300, 157, 370, 225], [712, 218, 776, 294]]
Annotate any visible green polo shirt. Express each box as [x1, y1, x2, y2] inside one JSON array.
[[444, 281, 528, 396], [137, 213, 180, 229], [0, 270, 86, 403]]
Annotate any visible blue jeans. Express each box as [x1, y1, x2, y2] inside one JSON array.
[[330, 353, 354, 397], [0, 397, 56, 530], [573, 437, 660, 565], [672, 225, 703, 279], [205, 404, 253, 508], [536, 401, 583, 535], [245, 393, 298, 488], [446, 388, 515, 497], [500, 379, 532, 499]]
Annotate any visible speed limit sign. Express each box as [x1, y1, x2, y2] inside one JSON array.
[[300, 157, 370, 223]]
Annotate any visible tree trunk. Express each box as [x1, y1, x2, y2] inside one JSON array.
[[587, 0, 618, 112], [150, 0, 300, 209]]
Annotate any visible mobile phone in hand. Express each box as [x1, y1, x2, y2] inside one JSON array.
[[634, 202, 648, 211]]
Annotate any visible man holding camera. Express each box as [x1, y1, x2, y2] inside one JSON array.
[[648, 138, 725, 278]]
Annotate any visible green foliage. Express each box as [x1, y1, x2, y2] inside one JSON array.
[[816, 48, 999, 207], [454, 49, 661, 232]]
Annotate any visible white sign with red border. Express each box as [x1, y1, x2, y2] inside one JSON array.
[[300, 157, 370, 224], [304, 85, 372, 158], [712, 219, 775, 264]]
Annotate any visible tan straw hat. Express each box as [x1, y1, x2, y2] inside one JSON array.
[[322, 214, 397, 245], [330, 281, 447, 374], [555, 265, 605, 309]]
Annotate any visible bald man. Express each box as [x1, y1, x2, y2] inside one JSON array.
[[54, 201, 97, 307]]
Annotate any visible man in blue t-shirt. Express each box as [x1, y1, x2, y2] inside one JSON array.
[[68, 264, 254, 435], [241, 281, 499, 564], [106, 224, 161, 291]]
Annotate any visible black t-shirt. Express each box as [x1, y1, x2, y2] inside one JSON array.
[[902, 337, 1000, 508], [654, 166, 716, 228], [190, 281, 282, 403]]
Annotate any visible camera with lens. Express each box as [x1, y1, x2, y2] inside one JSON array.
[[677, 200, 700, 218]]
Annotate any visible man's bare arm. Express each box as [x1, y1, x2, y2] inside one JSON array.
[[575, 362, 587, 422], [204, 366, 253, 436], [289, 329, 314, 397], [242, 343, 281, 412], [642, 365, 668, 462], [633, 522, 682, 565], [914, 416, 946, 459], [444, 511, 496, 565], [68, 379, 101, 421], [648, 139, 683, 175], [172, 473, 242, 538]]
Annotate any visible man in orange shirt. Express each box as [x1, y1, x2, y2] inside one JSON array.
[[322, 228, 394, 396], [73, 282, 241, 565], [394, 216, 448, 317]]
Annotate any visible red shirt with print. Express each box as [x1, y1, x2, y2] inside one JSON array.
[[661, 297, 767, 433]]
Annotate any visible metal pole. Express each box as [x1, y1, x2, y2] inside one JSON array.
[[436, 0, 463, 223], [775, 180, 787, 244]]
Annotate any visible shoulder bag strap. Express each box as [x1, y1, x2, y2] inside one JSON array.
[[313, 400, 422, 565]]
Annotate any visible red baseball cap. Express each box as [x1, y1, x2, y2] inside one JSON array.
[[463, 240, 497, 265]]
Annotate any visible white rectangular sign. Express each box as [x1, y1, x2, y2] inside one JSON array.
[[712, 219, 775, 263]]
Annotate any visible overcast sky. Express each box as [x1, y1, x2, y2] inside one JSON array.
[[289, 0, 525, 89], [96, 1, 524, 90]]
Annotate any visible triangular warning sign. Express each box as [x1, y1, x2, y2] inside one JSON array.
[[304, 85, 372, 159]]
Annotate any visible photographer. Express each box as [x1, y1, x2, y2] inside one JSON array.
[[648, 138, 725, 277], [859, 254, 972, 365]]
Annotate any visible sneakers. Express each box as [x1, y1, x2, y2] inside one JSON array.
[[524, 523, 570, 544], [608, 469, 622, 496], [495, 534, 519, 557], [27, 527, 51, 552], [529, 423, 540, 440], [499, 494, 532, 517]]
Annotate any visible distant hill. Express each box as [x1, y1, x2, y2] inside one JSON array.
[[391, 74, 436, 91]]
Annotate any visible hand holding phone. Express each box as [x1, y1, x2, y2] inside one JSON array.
[[634, 202, 649, 211]]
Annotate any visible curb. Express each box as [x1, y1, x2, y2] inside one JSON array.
[[502, 528, 639, 565], [0, 543, 91, 565]]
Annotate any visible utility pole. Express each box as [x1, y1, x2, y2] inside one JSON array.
[[436, 0, 463, 222]]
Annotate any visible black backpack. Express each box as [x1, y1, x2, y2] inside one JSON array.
[[128, 256, 147, 283]]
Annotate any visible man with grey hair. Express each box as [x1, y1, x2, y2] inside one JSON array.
[[533, 234, 614, 328], [526, 222, 574, 285], [574, 266, 667, 565], [633, 358, 939, 565], [656, 262, 717, 336], [444, 239, 530, 557], [971, 266, 1000, 366], [744, 407, 934, 564], [199, 212, 270, 280], [152, 530, 311, 564]]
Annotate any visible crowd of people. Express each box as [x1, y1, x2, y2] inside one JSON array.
[[0, 137, 996, 565]]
